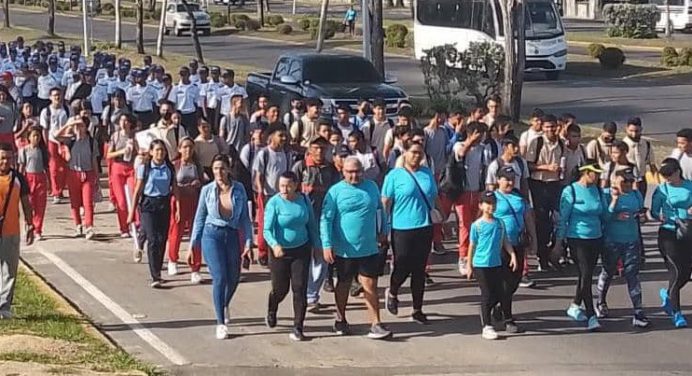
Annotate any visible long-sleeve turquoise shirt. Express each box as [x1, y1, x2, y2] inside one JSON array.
[[263, 193, 321, 250], [650, 181, 692, 232], [602, 188, 644, 243], [190, 181, 253, 249], [557, 182, 606, 240], [320, 179, 387, 258]]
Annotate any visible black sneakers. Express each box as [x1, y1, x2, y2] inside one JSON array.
[[265, 311, 277, 328], [385, 288, 398, 316], [411, 311, 429, 325], [333, 320, 351, 336]]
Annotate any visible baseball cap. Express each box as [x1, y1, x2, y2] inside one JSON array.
[[479, 190, 497, 205], [210, 65, 220, 73], [334, 144, 351, 158], [578, 159, 603, 174], [497, 165, 516, 181], [615, 167, 636, 182]]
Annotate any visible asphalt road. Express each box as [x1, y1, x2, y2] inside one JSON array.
[[8, 9, 692, 135]]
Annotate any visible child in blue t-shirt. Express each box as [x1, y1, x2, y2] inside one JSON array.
[[468, 191, 518, 340]]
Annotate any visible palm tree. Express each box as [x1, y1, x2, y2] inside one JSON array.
[[136, 0, 144, 53], [115, 0, 122, 48], [3, 0, 10, 28]]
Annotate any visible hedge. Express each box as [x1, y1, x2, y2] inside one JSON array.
[[598, 47, 626, 69], [385, 23, 408, 48], [603, 4, 658, 39], [277, 24, 293, 35], [587, 43, 605, 59]]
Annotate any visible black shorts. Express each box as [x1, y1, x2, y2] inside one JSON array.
[[335, 253, 381, 280]]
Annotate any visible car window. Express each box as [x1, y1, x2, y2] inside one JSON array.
[[167, 4, 175, 12], [274, 58, 290, 80], [288, 60, 302, 82], [177, 4, 200, 11]]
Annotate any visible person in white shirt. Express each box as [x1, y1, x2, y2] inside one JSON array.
[[669, 128, 692, 181], [169, 66, 200, 138], [149, 101, 189, 160], [195, 66, 213, 124], [204, 66, 223, 132], [108, 66, 131, 95], [334, 104, 355, 141], [64, 71, 82, 103], [47, 56, 64, 88], [61, 57, 81, 89], [347, 129, 382, 185], [210, 69, 247, 122], [519, 108, 544, 157], [36, 62, 60, 113], [622, 117, 657, 195], [146, 65, 164, 93], [127, 69, 159, 129], [188, 59, 200, 84], [585, 121, 617, 170], [485, 136, 529, 198], [282, 98, 304, 130], [39, 87, 69, 203], [482, 94, 501, 127]]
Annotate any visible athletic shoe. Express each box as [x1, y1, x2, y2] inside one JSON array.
[[411, 311, 429, 325], [385, 288, 398, 316], [215, 324, 229, 340], [74, 225, 83, 238], [595, 302, 609, 319], [289, 328, 306, 342], [425, 273, 435, 286], [120, 232, 130, 239], [673, 312, 688, 328], [0, 310, 12, 319], [265, 311, 277, 328], [660, 288, 673, 316], [481, 325, 498, 340], [367, 323, 393, 340], [190, 272, 202, 284], [518, 276, 535, 288], [85, 227, 95, 240], [350, 282, 363, 297], [505, 321, 523, 334], [431, 242, 446, 255], [52, 196, 62, 204], [322, 278, 335, 293], [35, 233, 43, 242], [566, 303, 588, 322], [587, 315, 601, 331], [632, 313, 651, 328], [333, 320, 351, 336], [150, 280, 162, 289], [167, 262, 178, 276], [132, 249, 143, 264], [458, 258, 468, 276]]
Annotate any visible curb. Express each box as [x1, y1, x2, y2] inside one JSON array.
[[567, 40, 663, 52]]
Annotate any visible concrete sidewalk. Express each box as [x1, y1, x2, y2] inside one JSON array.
[[17, 180, 692, 375]]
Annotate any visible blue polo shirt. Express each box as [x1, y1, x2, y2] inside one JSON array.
[[136, 161, 173, 197]]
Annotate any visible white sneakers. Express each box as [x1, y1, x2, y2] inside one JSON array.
[[215, 324, 229, 340], [190, 272, 202, 284], [132, 249, 143, 263], [167, 262, 179, 276], [74, 225, 83, 238], [85, 227, 95, 240], [482, 325, 498, 340]]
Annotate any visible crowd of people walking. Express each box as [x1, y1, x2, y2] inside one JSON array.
[[0, 37, 690, 343]]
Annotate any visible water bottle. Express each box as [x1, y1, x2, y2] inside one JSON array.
[[123, 140, 133, 162]]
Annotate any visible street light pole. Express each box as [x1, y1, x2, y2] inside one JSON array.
[[82, 0, 90, 57]]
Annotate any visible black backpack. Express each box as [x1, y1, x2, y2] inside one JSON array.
[[531, 136, 564, 164], [439, 153, 466, 200]]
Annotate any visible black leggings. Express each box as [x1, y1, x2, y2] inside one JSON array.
[[567, 237, 602, 317], [389, 226, 433, 313], [140, 196, 171, 281], [658, 228, 691, 312], [476, 267, 512, 326], [503, 245, 525, 297], [268, 243, 311, 330]]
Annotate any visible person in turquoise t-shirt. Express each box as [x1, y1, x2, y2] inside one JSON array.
[[381, 142, 437, 325], [555, 159, 606, 332], [650, 158, 692, 328], [343, 5, 357, 37], [467, 191, 517, 340], [596, 167, 649, 328], [321, 157, 392, 340], [263, 171, 321, 342]]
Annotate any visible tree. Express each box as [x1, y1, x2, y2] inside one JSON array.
[[2, 0, 10, 28], [315, 0, 329, 52], [181, 0, 205, 63], [148, 0, 155, 12], [48, 0, 55, 35], [256, 0, 264, 26], [371, 0, 385, 77], [156, 0, 168, 57], [498, 0, 525, 121], [136, 0, 145, 54], [115, 0, 122, 48], [395, 0, 404, 8]]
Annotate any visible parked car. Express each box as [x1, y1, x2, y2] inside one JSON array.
[[246, 53, 408, 118], [164, 2, 211, 36]]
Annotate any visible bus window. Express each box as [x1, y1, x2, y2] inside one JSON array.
[[417, 0, 496, 36]]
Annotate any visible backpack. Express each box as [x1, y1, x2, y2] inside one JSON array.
[[485, 138, 500, 162], [531, 136, 564, 164], [439, 153, 466, 200], [368, 118, 394, 146], [602, 161, 635, 188], [496, 156, 523, 180]]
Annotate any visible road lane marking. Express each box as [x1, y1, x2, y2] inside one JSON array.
[[36, 247, 189, 366]]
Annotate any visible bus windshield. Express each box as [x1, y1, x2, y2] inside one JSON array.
[[525, 1, 563, 39]]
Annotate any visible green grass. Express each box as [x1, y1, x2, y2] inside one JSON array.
[[567, 31, 692, 49], [0, 269, 160, 375]]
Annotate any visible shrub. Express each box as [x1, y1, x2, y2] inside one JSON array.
[[267, 14, 284, 26], [385, 23, 408, 48], [587, 43, 606, 58], [661, 46, 679, 66], [298, 17, 311, 31], [405, 31, 414, 48], [120, 8, 135, 18], [603, 4, 658, 39], [309, 19, 338, 40], [234, 19, 247, 30], [246, 18, 261, 31], [678, 47, 692, 66], [336, 21, 346, 33], [101, 2, 114, 12], [209, 12, 226, 28], [235, 14, 250, 22], [598, 47, 626, 69], [277, 24, 293, 34]]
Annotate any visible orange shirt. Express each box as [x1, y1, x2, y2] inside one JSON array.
[[0, 172, 29, 237]]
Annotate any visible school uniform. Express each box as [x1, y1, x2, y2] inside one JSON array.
[[65, 135, 100, 229], [39, 105, 69, 198], [18, 145, 48, 236], [169, 82, 200, 138], [127, 84, 158, 128]]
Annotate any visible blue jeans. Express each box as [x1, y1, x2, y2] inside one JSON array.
[[596, 241, 643, 314], [306, 256, 325, 304], [201, 224, 241, 324]]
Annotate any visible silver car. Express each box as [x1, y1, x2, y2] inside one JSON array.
[[164, 2, 211, 36]]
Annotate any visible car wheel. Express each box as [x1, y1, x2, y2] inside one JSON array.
[[545, 71, 560, 80]]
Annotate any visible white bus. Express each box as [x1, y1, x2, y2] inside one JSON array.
[[652, 0, 692, 32], [414, 0, 567, 80]]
